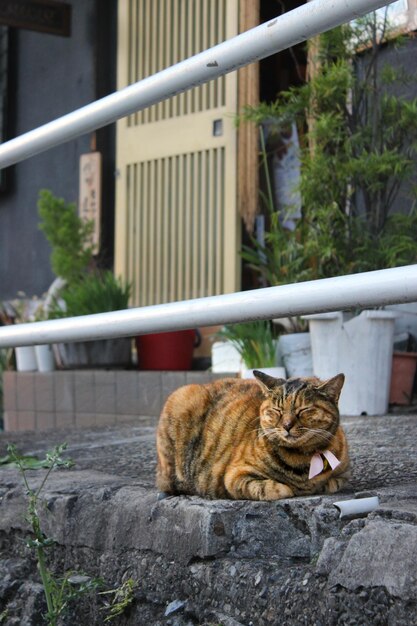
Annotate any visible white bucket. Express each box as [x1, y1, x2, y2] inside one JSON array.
[[306, 311, 396, 415], [15, 346, 37, 372], [35, 344, 55, 372], [211, 341, 242, 373]]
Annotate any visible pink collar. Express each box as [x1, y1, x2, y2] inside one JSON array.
[[309, 449, 340, 479]]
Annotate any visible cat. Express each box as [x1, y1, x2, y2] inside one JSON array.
[[156, 370, 350, 501]]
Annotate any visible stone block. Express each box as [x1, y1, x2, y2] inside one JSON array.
[[16, 373, 35, 411], [55, 412, 75, 429], [17, 411, 36, 431], [54, 372, 75, 412], [74, 371, 95, 413], [94, 371, 116, 414], [3, 410, 18, 431], [75, 413, 96, 428], [210, 372, 238, 380], [96, 413, 116, 427], [36, 412, 56, 431], [116, 371, 140, 415], [328, 519, 417, 601], [316, 536, 347, 575], [3, 372, 17, 410], [138, 372, 162, 416], [34, 373, 55, 412], [161, 372, 187, 404], [29, 484, 314, 565], [185, 372, 212, 385]]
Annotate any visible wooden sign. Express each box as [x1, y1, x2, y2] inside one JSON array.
[[79, 152, 102, 253], [0, 0, 71, 37]]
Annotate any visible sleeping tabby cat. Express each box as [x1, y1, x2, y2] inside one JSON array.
[[156, 371, 350, 501]]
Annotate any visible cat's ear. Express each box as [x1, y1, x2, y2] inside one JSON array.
[[317, 373, 345, 403], [253, 370, 286, 394]]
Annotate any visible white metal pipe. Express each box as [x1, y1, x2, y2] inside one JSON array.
[[0, 265, 416, 348], [0, 0, 394, 168], [333, 496, 380, 518]]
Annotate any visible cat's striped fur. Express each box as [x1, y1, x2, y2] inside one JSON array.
[[156, 371, 350, 501]]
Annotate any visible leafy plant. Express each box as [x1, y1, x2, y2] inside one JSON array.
[[218, 321, 277, 369], [99, 577, 137, 622], [6, 443, 137, 624], [37, 190, 131, 318], [5, 443, 98, 626], [240, 12, 417, 285], [50, 271, 131, 318], [38, 190, 95, 284]]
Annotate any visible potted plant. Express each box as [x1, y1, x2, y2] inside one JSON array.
[[37, 190, 132, 369], [214, 320, 285, 379], [239, 14, 417, 414], [240, 123, 313, 378], [135, 329, 200, 371], [48, 271, 132, 368], [2, 294, 43, 372]]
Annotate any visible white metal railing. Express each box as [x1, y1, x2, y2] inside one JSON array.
[[0, 0, 394, 168], [0, 0, 409, 350], [1, 266, 416, 348]]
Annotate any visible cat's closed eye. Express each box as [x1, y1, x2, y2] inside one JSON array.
[[265, 408, 282, 419]]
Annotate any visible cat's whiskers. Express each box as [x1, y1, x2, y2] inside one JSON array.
[[259, 427, 279, 442], [298, 426, 332, 444]]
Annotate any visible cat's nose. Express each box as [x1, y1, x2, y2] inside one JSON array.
[[282, 422, 292, 433]]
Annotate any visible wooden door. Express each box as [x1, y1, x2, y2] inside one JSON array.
[[115, 0, 240, 306]]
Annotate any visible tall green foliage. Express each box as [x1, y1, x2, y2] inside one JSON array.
[[38, 190, 95, 284], [241, 13, 417, 285], [38, 190, 131, 316]]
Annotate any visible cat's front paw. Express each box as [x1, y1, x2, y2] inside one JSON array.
[[325, 476, 347, 494], [261, 480, 294, 501]]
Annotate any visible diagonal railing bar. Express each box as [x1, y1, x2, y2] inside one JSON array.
[[0, 0, 409, 352], [0, 0, 394, 169], [0, 266, 416, 348]]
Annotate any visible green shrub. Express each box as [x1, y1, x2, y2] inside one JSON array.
[[38, 189, 95, 284], [218, 321, 277, 369], [240, 13, 417, 285], [51, 271, 131, 318]]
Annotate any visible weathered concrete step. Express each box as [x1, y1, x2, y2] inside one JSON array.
[[1, 413, 417, 625], [1, 468, 337, 563], [1, 469, 417, 625]]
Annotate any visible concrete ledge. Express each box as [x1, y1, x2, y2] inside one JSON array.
[[1, 468, 416, 625], [1, 414, 417, 624]]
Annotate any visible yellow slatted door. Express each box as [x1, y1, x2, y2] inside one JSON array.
[[115, 0, 239, 307]]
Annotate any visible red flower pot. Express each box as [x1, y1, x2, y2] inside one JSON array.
[[389, 351, 417, 405], [136, 329, 199, 371]]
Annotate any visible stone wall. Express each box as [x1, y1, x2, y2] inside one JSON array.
[[3, 370, 232, 431]]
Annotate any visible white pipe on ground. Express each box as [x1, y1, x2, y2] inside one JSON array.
[[0, 265, 416, 348], [334, 496, 380, 518]]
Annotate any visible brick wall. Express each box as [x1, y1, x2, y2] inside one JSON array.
[[2, 370, 234, 432]]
